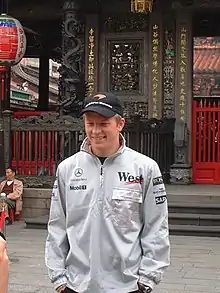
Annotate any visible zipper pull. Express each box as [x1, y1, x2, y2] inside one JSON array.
[[100, 166, 104, 187]]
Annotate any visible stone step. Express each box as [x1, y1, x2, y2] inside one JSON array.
[[166, 184, 220, 204], [24, 215, 49, 229], [169, 213, 220, 226], [169, 224, 220, 237], [168, 202, 220, 214]]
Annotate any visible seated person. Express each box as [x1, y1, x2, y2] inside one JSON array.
[[0, 167, 23, 224]]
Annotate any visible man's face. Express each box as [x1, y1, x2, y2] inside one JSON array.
[[84, 112, 125, 156], [6, 169, 15, 181]]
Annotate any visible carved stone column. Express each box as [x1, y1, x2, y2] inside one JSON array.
[[170, 10, 193, 185], [58, 1, 86, 117]]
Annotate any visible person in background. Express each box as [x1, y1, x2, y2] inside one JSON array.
[[0, 167, 23, 224], [46, 92, 170, 293], [0, 231, 9, 293]]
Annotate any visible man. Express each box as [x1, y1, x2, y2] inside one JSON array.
[[0, 231, 9, 293], [0, 167, 23, 223], [45, 92, 170, 293]]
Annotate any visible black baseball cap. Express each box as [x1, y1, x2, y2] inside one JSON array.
[[80, 92, 123, 118]]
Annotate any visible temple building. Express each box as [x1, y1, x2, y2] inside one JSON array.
[[0, 0, 220, 185]]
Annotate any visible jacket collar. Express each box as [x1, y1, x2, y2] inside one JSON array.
[[80, 134, 126, 158]]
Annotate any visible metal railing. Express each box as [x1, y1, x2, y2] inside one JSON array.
[[1, 111, 175, 187]]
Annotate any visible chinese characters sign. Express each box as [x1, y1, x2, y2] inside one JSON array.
[[151, 24, 160, 118], [179, 27, 188, 121], [88, 28, 95, 96]]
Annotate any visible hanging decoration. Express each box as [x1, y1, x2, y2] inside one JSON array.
[[131, 0, 153, 13], [0, 13, 26, 66]]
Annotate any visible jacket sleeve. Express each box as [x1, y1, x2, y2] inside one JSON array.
[[139, 161, 170, 290], [45, 165, 69, 289], [7, 180, 23, 200]]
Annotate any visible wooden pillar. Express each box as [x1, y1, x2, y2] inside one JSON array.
[[38, 53, 49, 111], [148, 11, 163, 118], [85, 14, 99, 96], [0, 67, 11, 113], [0, 67, 11, 176], [170, 10, 193, 184]]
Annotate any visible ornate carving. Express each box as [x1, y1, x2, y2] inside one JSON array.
[[163, 27, 175, 118], [171, 120, 191, 184], [58, 1, 87, 117], [17, 176, 55, 189], [170, 166, 192, 185], [175, 148, 186, 164], [109, 41, 141, 92], [123, 100, 148, 122], [11, 113, 84, 131], [194, 0, 220, 8], [102, 13, 149, 33]]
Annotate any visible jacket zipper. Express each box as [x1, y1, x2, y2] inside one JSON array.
[[100, 166, 104, 187]]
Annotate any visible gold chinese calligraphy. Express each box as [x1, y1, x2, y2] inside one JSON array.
[[152, 24, 160, 118], [179, 27, 188, 121], [88, 28, 95, 96]]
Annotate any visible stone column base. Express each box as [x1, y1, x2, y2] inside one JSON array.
[[170, 164, 192, 185]]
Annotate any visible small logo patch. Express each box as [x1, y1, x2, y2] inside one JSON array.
[[155, 195, 167, 205], [118, 172, 144, 184], [70, 185, 87, 191], [74, 168, 83, 177], [153, 176, 163, 186], [94, 94, 106, 100]]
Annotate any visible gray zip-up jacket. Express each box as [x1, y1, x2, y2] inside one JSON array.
[[45, 136, 170, 293]]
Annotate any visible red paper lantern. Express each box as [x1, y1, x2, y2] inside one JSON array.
[[0, 13, 26, 67]]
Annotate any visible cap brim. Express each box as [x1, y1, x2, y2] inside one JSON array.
[[80, 105, 116, 118]]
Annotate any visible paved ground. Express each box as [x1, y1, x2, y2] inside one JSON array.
[[5, 222, 220, 293]]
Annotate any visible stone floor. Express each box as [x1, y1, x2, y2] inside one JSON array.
[[5, 222, 220, 293]]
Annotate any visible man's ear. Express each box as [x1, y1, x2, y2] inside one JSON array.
[[118, 118, 125, 132]]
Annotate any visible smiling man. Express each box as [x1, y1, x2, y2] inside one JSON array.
[[45, 92, 170, 293]]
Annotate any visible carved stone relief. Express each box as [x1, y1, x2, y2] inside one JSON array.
[[170, 166, 192, 185], [102, 13, 149, 33], [11, 113, 84, 131], [58, 1, 88, 117], [109, 41, 141, 92]]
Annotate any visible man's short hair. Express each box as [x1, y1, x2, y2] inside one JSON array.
[[6, 167, 16, 174]]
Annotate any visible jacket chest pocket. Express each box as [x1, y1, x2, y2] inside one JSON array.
[[112, 188, 143, 204], [109, 188, 143, 229]]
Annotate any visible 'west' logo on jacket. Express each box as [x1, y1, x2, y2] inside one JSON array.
[[118, 172, 144, 184]]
